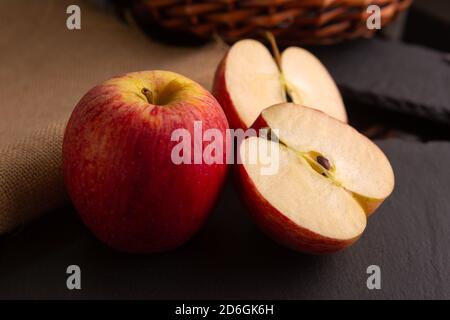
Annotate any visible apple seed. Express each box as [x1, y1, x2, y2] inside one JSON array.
[[317, 155, 331, 170]]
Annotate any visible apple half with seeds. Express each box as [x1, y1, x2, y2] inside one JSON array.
[[213, 39, 347, 129], [238, 103, 394, 254]]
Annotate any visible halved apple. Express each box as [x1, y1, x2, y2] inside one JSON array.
[[238, 103, 394, 254], [213, 39, 347, 129]]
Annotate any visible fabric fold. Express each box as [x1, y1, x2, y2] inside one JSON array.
[[0, 120, 69, 234]]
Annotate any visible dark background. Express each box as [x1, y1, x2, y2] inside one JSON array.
[[1, 0, 449, 299]]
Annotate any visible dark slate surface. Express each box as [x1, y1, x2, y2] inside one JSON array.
[[0, 139, 449, 299], [404, 0, 450, 52], [309, 39, 450, 125]]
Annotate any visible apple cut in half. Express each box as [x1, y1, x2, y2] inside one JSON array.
[[213, 39, 347, 129], [238, 103, 394, 254]]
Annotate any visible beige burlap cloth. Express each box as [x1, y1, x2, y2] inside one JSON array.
[[0, 0, 228, 234], [0, 121, 68, 233]]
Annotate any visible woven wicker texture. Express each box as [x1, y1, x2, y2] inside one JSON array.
[[134, 0, 412, 45], [0, 120, 69, 234]]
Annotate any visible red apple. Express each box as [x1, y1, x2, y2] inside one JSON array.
[[63, 70, 229, 253], [237, 103, 394, 254], [213, 39, 348, 130]]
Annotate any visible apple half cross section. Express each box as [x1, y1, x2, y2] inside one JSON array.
[[213, 39, 347, 129], [238, 103, 394, 254]]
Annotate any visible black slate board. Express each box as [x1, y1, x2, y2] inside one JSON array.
[[0, 139, 449, 299], [309, 39, 450, 126], [404, 0, 450, 52]]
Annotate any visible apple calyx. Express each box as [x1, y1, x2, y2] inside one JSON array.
[[141, 87, 154, 104]]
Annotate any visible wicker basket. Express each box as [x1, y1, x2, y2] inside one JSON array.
[[130, 0, 412, 46]]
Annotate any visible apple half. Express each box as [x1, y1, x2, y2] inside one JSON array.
[[238, 103, 394, 254], [213, 39, 347, 129]]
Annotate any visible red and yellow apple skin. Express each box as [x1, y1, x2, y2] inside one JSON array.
[[236, 165, 359, 255], [212, 55, 248, 130], [63, 71, 229, 254]]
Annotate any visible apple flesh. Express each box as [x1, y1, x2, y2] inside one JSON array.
[[213, 39, 347, 129], [281, 47, 348, 124], [63, 70, 229, 253], [238, 103, 394, 254]]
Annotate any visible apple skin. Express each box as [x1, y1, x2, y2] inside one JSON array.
[[63, 71, 229, 254], [352, 193, 383, 217], [236, 164, 360, 255], [212, 54, 248, 130]]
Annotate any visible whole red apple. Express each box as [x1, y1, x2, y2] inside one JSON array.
[[63, 70, 229, 253]]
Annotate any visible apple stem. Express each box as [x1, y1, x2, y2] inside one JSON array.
[[141, 87, 154, 104], [265, 31, 282, 71]]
